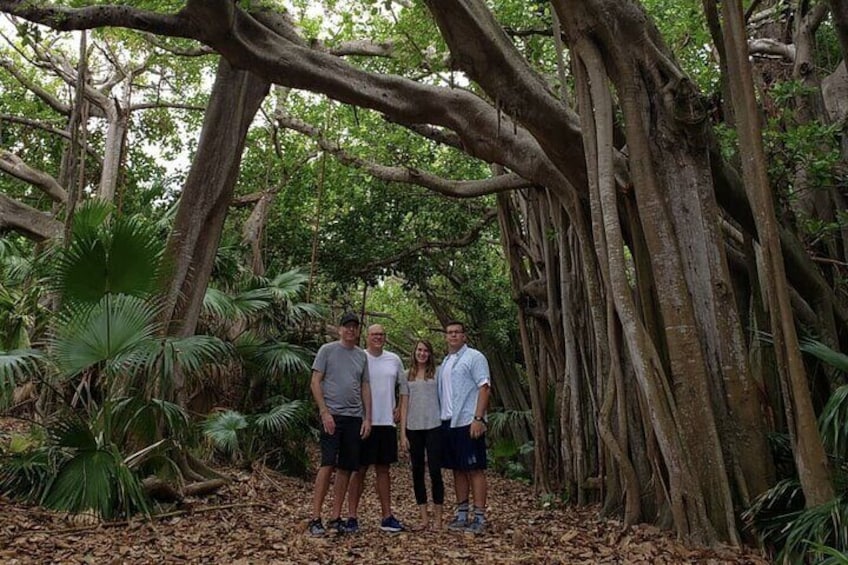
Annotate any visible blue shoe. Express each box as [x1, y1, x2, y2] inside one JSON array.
[[307, 518, 325, 537], [447, 515, 467, 531], [380, 515, 405, 532], [345, 517, 360, 533], [464, 516, 486, 535], [327, 517, 347, 535]]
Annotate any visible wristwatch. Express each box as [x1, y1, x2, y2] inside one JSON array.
[[473, 416, 487, 424]]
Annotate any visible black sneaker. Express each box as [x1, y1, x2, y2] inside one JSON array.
[[328, 517, 348, 535], [345, 517, 360, 533], [308, 518, 326, 537]]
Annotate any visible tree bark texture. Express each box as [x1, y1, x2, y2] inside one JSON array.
[[159, 58, 269, 340]]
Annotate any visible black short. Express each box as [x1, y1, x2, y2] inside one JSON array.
[[360, 425, 398, 467], [319, 415, 362, 471], [441, 420, 487, 471]]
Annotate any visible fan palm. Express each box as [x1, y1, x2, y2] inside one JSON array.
[[202, 397, 309, 474], [2, 201, 233, 519]]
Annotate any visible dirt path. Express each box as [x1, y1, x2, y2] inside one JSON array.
[[0, 453, 770, 564]]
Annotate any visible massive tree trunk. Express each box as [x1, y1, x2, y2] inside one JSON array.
[[159, 58, 269, 340]]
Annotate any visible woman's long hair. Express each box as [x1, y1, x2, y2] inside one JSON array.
[[407, 339, 435, 381]]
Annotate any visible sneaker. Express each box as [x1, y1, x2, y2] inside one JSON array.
[[307, 518, 326, 537], [447, 515, 467, 531], [345, 517, 360, 533], [464, 516, 486, 535], [380, 515, 405, 532], [327, 517, 347, 535]]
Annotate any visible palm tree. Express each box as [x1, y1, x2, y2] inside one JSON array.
[[1, 201, 232, 518]]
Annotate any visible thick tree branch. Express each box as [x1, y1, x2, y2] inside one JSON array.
[[0, 193, 62, 240], [0, 56, 71, 115], [0, 149, 67, 202], [748, 38, 796, 61], [312, 39, 394, 58], [276, 113, 532, 198]]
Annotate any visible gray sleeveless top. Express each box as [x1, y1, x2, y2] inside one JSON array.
[[406, 378, 441, 431]]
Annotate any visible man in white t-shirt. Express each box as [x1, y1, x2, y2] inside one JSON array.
[[346, 323, 409, 532]]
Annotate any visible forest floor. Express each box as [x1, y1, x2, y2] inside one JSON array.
[[0, 419, 771, 564]]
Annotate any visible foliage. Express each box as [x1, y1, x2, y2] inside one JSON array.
[[0, 202, 231, 519], [487, 409, 533, 483], [0, 405, 184, 519], [745, 336, 848, 561], [202, 397, 311, 477], [0, 348, 44, 410], [0, 238, 50, 350]]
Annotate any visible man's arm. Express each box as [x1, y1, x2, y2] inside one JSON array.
[[470, 383, 490, 439], [361, 380, 373, 438], [310, 369, 335, 434], [469, 353, 491, 438]]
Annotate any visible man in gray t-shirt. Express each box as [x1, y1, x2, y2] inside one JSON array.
[[308, 312, 372, 537]]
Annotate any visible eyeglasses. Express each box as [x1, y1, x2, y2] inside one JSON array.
[[370, 332, 386, 337], [445, 330, 464, 335]]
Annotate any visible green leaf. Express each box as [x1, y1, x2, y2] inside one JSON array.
[[819, 385, 848, 460], [51, 294, 159, 379], [254, 399, 305, 434], [0, 349, 43, 408], [42, 445, 149, 520], [203, 410, 248, 455]]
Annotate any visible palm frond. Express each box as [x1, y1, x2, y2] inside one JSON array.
[[202, 287, 238, 321], [798, 336, 848, 373], [53, 232, 109, 303], [487, 409, 532, 438], [2, 254, 34, 286], [263, 269, 309, 301], [103, 216, 165, 297], [54, 207, 165, 304], [819, 385, 848, 460], [47, 416, 98, 451], [0, 448, 56, 503], [780, 495, 848, 562], [42, 445, 149, 519], [107, 397, 190, 446], [202, 410, 248, 456], [0, 349, 43, 407], [69, 199, 113, 237], [231, 287, 274, 318], [158, 335, 232, 377], [50, 295, 159, 379], [127, 334, 231, 399], [743, 478, 805, 549], [253, 341, 312, 378], [254, 399, 306, 434], [805, 541, 848, 565]]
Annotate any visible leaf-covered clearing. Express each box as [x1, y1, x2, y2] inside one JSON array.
[[0, 419, 769, 564]]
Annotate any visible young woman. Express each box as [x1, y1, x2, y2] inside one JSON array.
[[399, 339, 444, 531]]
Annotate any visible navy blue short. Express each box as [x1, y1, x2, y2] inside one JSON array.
[[440, 420, 487, 471], [360, 425, 398, 466], [319, 415, 362, 471]]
